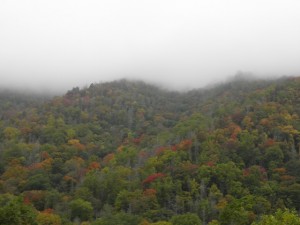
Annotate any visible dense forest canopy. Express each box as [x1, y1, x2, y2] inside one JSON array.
[[0, 76, 300, 225]]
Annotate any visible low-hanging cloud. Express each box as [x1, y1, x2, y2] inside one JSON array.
[[1, 0, 300, 93]]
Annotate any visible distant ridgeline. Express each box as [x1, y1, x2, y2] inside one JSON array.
[[0, 76, 300, 225]]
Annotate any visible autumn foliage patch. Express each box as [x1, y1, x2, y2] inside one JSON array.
[[142, 173, 166, 185]]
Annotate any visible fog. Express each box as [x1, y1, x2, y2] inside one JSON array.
[[1, 0, 300, 93]]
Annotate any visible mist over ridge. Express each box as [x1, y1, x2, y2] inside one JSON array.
[[0, 70, 292, 96], [1, 1, 300, 95]]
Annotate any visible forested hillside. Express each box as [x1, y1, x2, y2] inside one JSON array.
[[0, 77, 300, 225]]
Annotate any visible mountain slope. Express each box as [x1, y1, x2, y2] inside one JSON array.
[[0, 76, 300, 224]]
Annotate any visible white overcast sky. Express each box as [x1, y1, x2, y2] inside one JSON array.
[[1, 0, 300, 92]]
